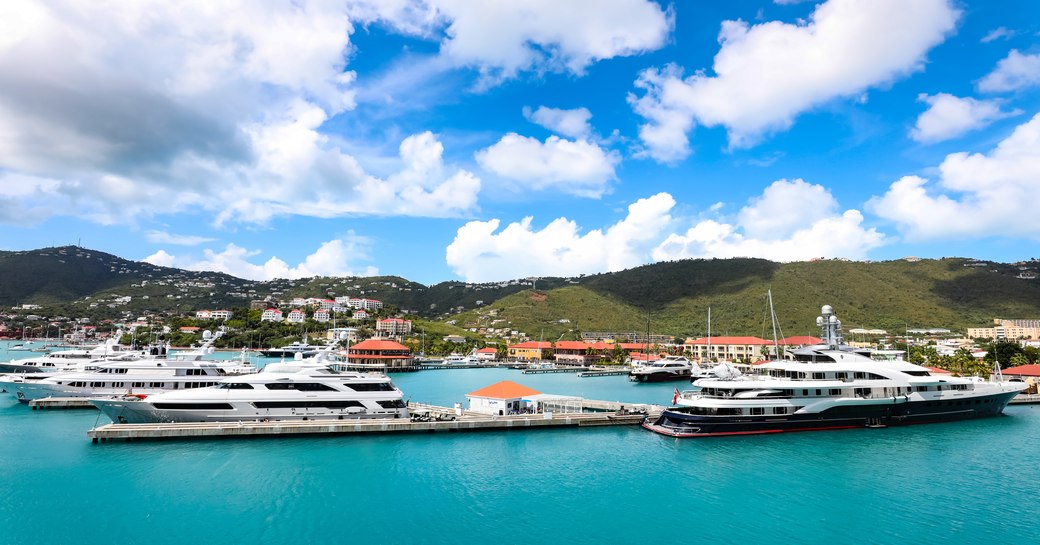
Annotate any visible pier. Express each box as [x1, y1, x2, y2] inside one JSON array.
[[578, 369, 630, 377], [1010, 393, 1040, 405], [87, 404, 657, 443], [521, 366, 588, 374]]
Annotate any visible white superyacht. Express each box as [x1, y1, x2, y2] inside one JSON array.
[[644, 305, 1027, 437], [91, 346, 409, 423]]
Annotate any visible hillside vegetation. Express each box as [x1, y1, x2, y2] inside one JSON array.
[[3, 247, 1040, 338]]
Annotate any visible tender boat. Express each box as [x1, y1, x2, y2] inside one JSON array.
[[443, 353, 481, 365], [628, 355, 701, 382], [91, 354, 408, 424], [643, 305, 1028, 437]]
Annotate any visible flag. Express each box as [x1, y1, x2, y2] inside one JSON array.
[[672, 388, 680, 405]]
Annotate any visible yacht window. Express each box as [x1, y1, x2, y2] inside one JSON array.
[[293, 382, 338, 392], [772, 407, 787, 415], [835, 372, 847, 380], [216, 383, 254, 390], [801, 389, 808, 396], [153, 402, 233, 410], [252, 400, 364, 409], [344, 382, 395, 392], [829, 389, 842, 395], [750, 407, 765, 415], [377, 399, 406, 409], [813, 372, 825, 380], [815, 389, 822, 396], [854, 372, 866, 379]]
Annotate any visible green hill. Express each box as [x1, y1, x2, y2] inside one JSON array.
[[2, 247, 1040, 338]]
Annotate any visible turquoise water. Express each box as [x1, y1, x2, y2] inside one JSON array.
[[2, 341, 1039, 544]]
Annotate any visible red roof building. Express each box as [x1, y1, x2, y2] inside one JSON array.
[[507, 341, 553, 361], [466, 381, 542, 415], [684, 336, 775, 363], [1002, 364, 1040, 377], [347, 339, 412, 369]]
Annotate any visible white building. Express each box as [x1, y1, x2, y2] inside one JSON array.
[[286, 309, 306, 323], [261, 308, 283, 322]]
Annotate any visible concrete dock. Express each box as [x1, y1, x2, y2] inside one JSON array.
[[521, 366, 588, 374], [88, 407, 654, 443], [1010, 393, 1040, 405], [578, 369, 630, 377]]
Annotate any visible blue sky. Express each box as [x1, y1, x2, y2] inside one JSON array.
[[2, 0, 1039, 285]]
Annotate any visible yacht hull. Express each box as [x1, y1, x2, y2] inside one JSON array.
[[92, 398, 409, 424], [644, 390, 1022, 437], [628, 371, 691, 383]]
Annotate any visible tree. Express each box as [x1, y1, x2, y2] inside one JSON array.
[[985, 340, 1023, 369]]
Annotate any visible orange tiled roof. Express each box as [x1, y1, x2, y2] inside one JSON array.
[[467, 381, 542, 399], [350, 339, 409, 351], [1002, 364, 1040, 376]]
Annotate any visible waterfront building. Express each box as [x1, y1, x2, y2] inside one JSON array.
[[553, 341, 610, 365], [347, 339, 412, 369], [1002, 364, 1040, 389], [507, 341, 553, 361], [474, 347, 498, 362], [466, 381, 541, 415]]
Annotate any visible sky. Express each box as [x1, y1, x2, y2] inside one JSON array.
[[1, 0, 1040, 285]]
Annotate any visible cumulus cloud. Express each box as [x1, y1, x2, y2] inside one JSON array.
[[475, 133, 619, 198], [524, 106, 594, 139], [978, 50, 1040, 93], [432, 0, 671, 82], [910, 93, 1020, 143], [143, 237, 379, 281], [628, 0, 959, 160], [653, 180, 885, 262], [445, 193, 676, 282], [0, 1, 484, 229], [869, 113, 1040, 240]]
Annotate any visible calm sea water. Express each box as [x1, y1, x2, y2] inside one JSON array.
[[2, 341, 1038, 544]]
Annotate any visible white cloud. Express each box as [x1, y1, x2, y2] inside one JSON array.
[[869, 113, 1040, 240], [144, 237, 379, 281], [978, 50, 1040, 93], [446, 193, 676, 282], [0, 2, 483, 229], [653, 180, 884, 262], [628, 0, 959, 160], [524, 106, 593, 139], [143, 250, 176, 268], [144, 231, 217, 246], [910, 93, 1020, 143], [475, 133, 619, 198], [980, 27, 1016, 43], [433, 0, 672, 82]]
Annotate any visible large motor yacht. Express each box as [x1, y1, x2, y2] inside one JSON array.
[[629, 355, 703, 383], [643, 305, 1027, 437], [2, 331, 256, 402], [0, 335, 144, 374], [91, 360, 408, 424]]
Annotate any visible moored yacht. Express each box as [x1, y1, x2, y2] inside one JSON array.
[[2, 331, 256, 402], [629, 355, 701, 382], [91, 361, 408, 423], [0, 335, 143, 374], [259, 340, 321, 359], [643, 305, 1027, 437]]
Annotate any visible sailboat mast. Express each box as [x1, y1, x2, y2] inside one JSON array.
[[707, 306, 711, 363], [769, 289, 779, 361]]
